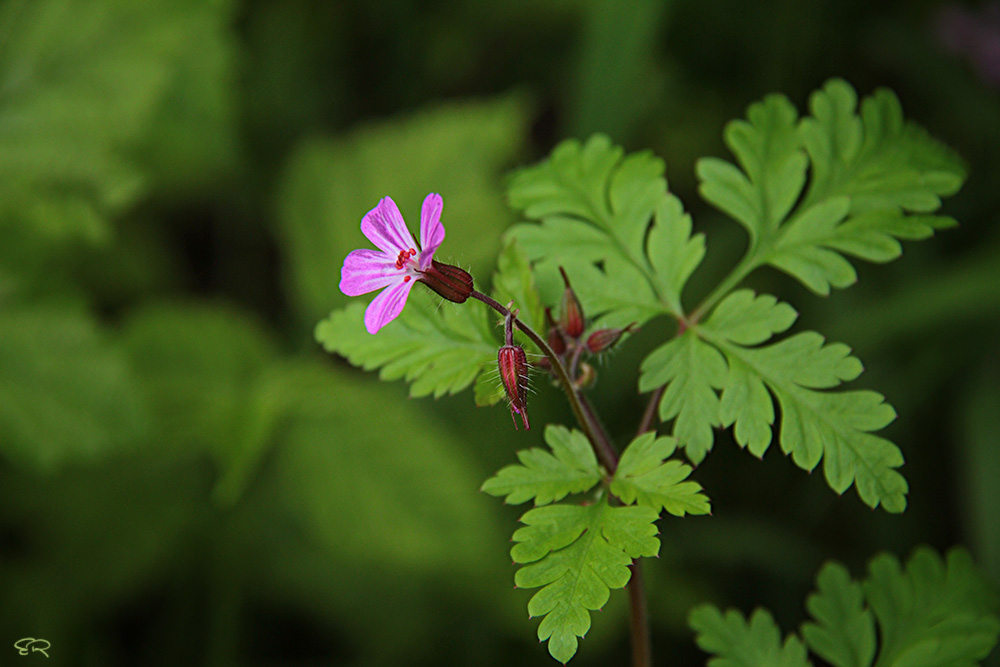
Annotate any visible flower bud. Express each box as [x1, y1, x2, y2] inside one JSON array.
[[498, 344, 530, 430], [543, 307, 566, 355], [586, 323, 637, 354], [417, 260, 474, 303], [558, 267, 585, 339]]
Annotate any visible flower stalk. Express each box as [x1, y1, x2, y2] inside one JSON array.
[[469, 289, 618, 475]]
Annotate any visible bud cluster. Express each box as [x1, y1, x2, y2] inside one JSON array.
[[539, 267, 636, 389]]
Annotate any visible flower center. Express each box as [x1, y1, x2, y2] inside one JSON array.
[[394, 248, 417, 270]]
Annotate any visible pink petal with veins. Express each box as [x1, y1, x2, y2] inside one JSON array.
[[418, 192, 445, 269], [340, 248, 406, 296], [364, 277, 416, 334], [361, 196, 417, 255]]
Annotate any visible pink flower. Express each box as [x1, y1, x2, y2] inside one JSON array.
[[340, 193, 472, 334]]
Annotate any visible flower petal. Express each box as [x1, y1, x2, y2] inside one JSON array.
[[418, 192, 445, 269], [364, 277, 416, 334], [340, 249, 406, 296], [361, 196, 417, 255]]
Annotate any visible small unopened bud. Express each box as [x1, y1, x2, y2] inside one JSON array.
[[586, 323, 637, 353], [558, 267, 585, 339], [543, 307, 566, 355], [417, 260, 474, 303], [498, 344, 530, 430], [533, 356, 552, 371]]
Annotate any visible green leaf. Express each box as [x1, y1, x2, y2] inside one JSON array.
[[704, 289, 798, 346], [864, 547, 1000, 666], [697, 93, 806, 242], [133, 0, 240, 193], [693, 547, 1000, 667], [0, 0, 236, 243], [512, 499, 660, 663], [491, 237, 546, 335], [316, 288, 498, 400], [474, 367, 505, 407], [481, 425, 602, 506], [120, 302, 285, 504], [697, 79, 965, 296], [638, 329, 727, 464], [610, 432, 711, 517], [703, 326, 907, 512], [275, 363, 503, 578], [801, 563, 876, 667], [771, 80, 965, 294], [800, 80, 965, 213], [0, 303, 147, 469], [508, 133, 705, 323], [690, 605, 813, 667], [647, 193, 707, 316], [277, 93, 530, 324]]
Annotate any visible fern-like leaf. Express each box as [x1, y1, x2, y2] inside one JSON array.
[[638, 329, 728, 464], [315, 288, 497, 399], [481, 426, 602, 505], [701, 291, 906, 512], [512, 499, 660, 663], [692, 547, 1000, 667], [690, 606, 813, 667], [800, 563, 876, 667], [507, 134, 705, 324], [697, 78, 965, 295], [862, 547, 1000, 666], [610, 431, 711, 517]]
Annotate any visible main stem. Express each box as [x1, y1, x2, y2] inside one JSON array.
[[470, 289, 651, 667]]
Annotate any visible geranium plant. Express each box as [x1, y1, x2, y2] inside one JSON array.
[[316, 79, 1000, 665]]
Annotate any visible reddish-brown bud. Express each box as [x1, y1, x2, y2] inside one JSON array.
[[542, 307, 566, 355], [586, 322, 637, 354], [417, 260, 474, 303], [558, 267, 585, 339], [498, 344, 530, 430]]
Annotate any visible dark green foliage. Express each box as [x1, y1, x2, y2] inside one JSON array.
[[692, 547, 1000, 667]]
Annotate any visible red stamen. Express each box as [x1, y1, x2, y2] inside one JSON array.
[[395, 248, 419, 269]]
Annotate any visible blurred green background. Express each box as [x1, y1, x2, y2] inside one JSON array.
[[0, 0, 998, 664]]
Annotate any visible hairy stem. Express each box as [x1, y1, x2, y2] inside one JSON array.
[[577, 393, 618, 475], [470, 289, 647, 665], [470, 290, 618, 473]]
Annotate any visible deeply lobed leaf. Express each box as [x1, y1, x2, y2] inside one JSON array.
[[315, 288, 497, 400], [690, 605, 813, 667], [864, 547, 1000, 666], [508, 134, 705, 324], [638, 329, 727, 464], [610, 432, 711, 517], [511, 499, 660, 663], [481, 425, 602, 506], [697, 78, 965, 295], [801, 563, 876, 667], [693, 547, 1000, 667], [701, 312, 906, 512]]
